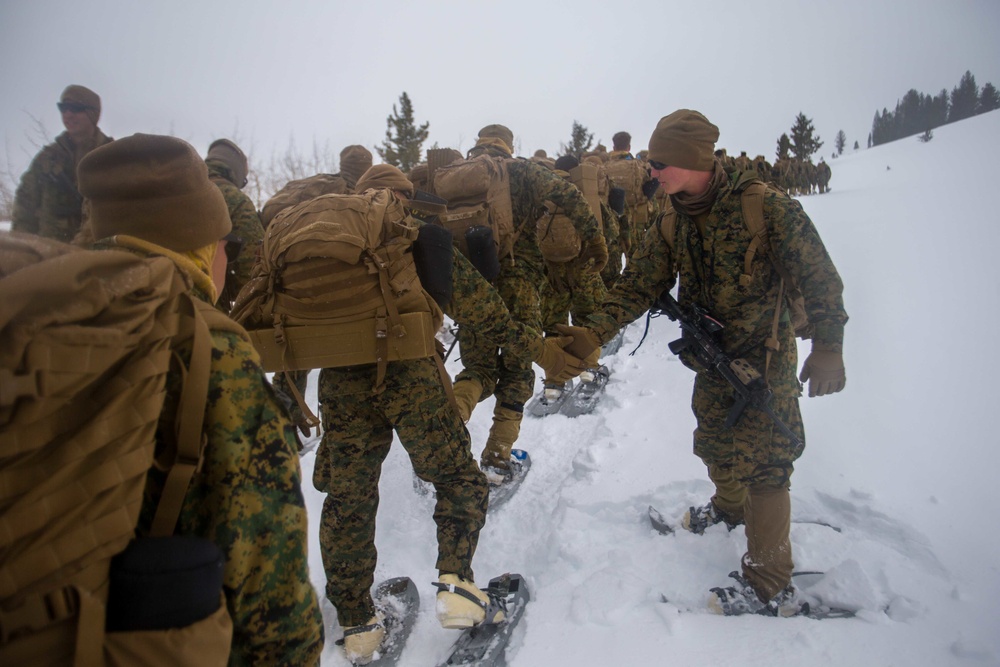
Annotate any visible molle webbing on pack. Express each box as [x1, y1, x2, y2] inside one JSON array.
[[432, 154, 516, 260], [260, 173, 350, 227], [0, 232, 224, 666], [605, 157, 649, 226], [536, 163, 603, 264], [231, 189, 442, 399]]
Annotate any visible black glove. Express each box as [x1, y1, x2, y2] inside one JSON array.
[[641, 178, 660, 200], [608, 187, 626, 215]]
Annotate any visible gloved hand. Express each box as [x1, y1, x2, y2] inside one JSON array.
[[641, 178, 660, 200], [608, 187, 626, 216], [532, 336, 588, 384], [553, 323, 602, 362], [799, 346, 846, 397], [577, 236, 608, 274]]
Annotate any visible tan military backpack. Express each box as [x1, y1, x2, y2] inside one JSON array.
[[604, 156, 650, 228], [431, 154, 517, 261], [536, 163, 603, 263], [232, 189, 443, 420], [0, 232, 233, 666], [260, 173, 351, 228]]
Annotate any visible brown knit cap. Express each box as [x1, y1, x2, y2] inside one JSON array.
[[78, 134, 231, 252], [647, 109, 719, 171], [477, 124, 514, 152], [206, 138, 249, 188], [354, 164, 414, 195], [340, 145, 373, 187], [61, 84, 101, 125]]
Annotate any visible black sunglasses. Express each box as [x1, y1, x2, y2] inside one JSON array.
[[648, 159, 668, 170], [57, 102, 93, 114]]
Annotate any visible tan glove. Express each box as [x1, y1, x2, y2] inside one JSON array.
[[577, 236, 608, 274], [532, 336, 589, 384], [799, 347, 846, 397], [553, 323, 602, 362]]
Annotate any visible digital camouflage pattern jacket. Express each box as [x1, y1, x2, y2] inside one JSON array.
[[582, 169, 847, 397], [206, 160, 265, 311], [12, 130, 113, 242]]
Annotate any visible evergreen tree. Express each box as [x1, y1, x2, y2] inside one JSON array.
[[834, 130, 847, 156], [948, 70, 979, 123], [376, 91, 430, 172], [867, 133, 872, 149], [560, 121, 594, 159], [775, 133, 791, 161], [789, 112, 823, 160], [929, 89, 950, 128], [854, 140, 860, 150], [978, 82, 1000, 114]]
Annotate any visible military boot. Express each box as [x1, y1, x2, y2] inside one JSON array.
[[708, 571, 804, 617], [681, 500, 745, 534], [434, 574, 506, 629], [341, 612, 385, 664], [480, 405, 522, 485]]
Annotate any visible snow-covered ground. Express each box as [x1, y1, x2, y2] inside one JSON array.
[[297, 112, 999, 666]]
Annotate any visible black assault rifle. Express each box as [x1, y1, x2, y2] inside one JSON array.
[[652, 291, 803, 449]]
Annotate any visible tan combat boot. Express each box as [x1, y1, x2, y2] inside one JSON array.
[[434, 574, 505, 629], [480, 405, 522, 484], [341, 612, 385, 664]]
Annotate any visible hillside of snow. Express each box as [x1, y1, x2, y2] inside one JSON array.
[[294, 110, 1000, 667]]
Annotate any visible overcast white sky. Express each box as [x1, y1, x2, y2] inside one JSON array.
[[2, 0, 999, 182]]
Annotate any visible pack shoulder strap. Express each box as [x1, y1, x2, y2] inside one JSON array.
[[149, 296, 227, 537], [738, 181, 793, 377]]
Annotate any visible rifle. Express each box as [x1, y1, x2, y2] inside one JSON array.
[[652, 291, 803, 449]]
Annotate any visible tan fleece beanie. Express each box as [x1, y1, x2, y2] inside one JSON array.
[[477, 124, 514, 154], [340, 145, 374, 187], [354, 164, 414, 195], [647, 109, 719, 171], [78, 134, 232, 252]]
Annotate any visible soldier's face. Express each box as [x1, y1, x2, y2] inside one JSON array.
[[61, 107, 96, 137], [650, 164, 690, 195]]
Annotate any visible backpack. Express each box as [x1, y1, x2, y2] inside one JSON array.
[[536, 163, 603, 264], [657, 181, 813, 375], [0, 231, 233, 666], [604, 156, 650, 228], [260, 173, 350, 228], [231, 189, 443, 418], [431, 154, 517, 261]]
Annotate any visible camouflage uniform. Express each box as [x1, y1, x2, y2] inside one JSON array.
[[111, 242, 325, 666], [315, 358, 488, 628], [454, 150, 605, 467], [580, 167, 846, 598], [207, 160, 265, 312], [315, 227, 545, 628], [12, 130, 113, 242]]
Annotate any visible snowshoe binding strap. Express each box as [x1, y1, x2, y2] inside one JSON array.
[[432, 580, 509, 626]]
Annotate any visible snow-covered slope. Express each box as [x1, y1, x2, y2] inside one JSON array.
[[302, 110, 1000, 666]]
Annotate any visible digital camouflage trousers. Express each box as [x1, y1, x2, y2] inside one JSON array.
[[314, 357, 488, 627]]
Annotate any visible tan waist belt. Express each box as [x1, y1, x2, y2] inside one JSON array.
[[248, 311, 437, 372]]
